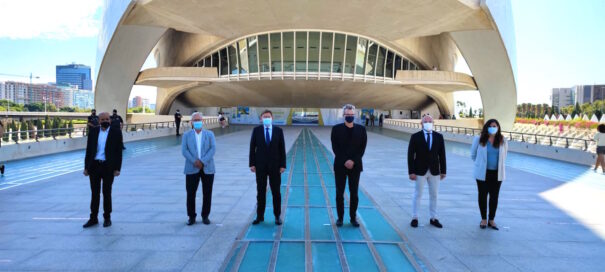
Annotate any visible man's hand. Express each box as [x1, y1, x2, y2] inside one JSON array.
[[409, 174, 417, 181], [114, 170, 120, 177], [194, 160, 204, 169], [279, 167, 286, 174], [83, 169, 89, 176], [440, 174, 446, 180], [250, 166, 256, 173], [344, 160, 354, 170]]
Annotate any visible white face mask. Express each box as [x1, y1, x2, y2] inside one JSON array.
[[423, 122, 433, 132]]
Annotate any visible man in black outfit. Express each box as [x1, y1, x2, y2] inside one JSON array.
[[87, 109, 99, 132], [249, 110, 286, 225], [407, 114, 447, 229], [83, 112, 123, 228], [174, 109, 182, 136], [110, 109, 126, 150], [331, 104, 367, 227]]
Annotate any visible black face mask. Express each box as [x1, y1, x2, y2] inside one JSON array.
[[101, 121, 110, 129], [113, 112, 117, 116]]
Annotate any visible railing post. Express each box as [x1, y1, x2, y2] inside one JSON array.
[[549, 136, 552, 146], [584, 140, 588, 151], [565, 138, 569, 148]]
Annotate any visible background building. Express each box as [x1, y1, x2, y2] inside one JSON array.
[[0, 81, 78, 108], [73, 89, 94, 109], [552, 87, 575, 109], [56, 64, 92, 91]]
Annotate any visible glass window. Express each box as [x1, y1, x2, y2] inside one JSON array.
[[355, 38, 367, 75], [204, 56, 211, 68], [219, 48, 228, 75], [385, 51, 394, 78], [320, 33, 333, 72], [332, 33, 345, 73], [308, 32, 320, 72], [344, 35, 356, 74], [410, 62, 417, 70], [295, 32, 307, 72], [376, 46, 386, 77], [403, 58, 409, 70], [237, 39, 248, 74], [258, 35, 270, 72], [282, 32, 294, 72], [366, 42, 377, 76], [247, 37, 258, 73], [228, 44, 238, 75], [394, 54, 402, 77], [270, 33, 282, 72]]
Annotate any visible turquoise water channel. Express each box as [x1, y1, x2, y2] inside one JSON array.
[[223, 128, 423, 272]]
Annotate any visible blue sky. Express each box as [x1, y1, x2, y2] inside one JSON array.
[[0, 0, 604, 108]]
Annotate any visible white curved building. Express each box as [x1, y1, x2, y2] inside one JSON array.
[[96, 0, 517, 128]]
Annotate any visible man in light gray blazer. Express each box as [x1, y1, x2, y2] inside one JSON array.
[[182, 112, 216, 225]]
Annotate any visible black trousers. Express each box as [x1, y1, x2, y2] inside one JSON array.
[[476, 169, 502, 220], [335, 167, 361, 220], [89, 161, 115, 219], [175, 121, 181, 135], [256, 171, 281, 219], [186, 170, 214, 219]]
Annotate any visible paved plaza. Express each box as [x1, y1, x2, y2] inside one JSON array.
[[0, 126, 604, 271]]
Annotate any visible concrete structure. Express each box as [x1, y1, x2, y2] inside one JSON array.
[[552, 87, 575, 110], [95, 0, 518, 129], [56, 64, 93, 91]]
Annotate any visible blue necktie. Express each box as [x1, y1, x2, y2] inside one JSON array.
[[265, 127, 270, 145], [426, 133, 431, 150]]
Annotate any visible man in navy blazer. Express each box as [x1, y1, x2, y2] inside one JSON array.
[[249, 110, 286, 225], [182, 112, 216, 225]]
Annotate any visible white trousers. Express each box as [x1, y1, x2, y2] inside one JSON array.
[[412, 172, 440, 219]]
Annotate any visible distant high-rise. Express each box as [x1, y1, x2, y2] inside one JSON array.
[[574, 84, 605, 105], [56, 64, 92, 90], [552, 88, 575, 109]]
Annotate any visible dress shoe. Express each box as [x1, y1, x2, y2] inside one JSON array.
[[103, 219, 112, 228], [336, 218, 343, 227], [410, 218, 418, 228], [202, 217, 211, 225], [252, 218, 264, 225], [488, 222, 499, 231], [430, 218, 443, 228], [350, 218, 360, 227], [275, 217, 282, 225], [83, 218, 98, 228], [187, 218, 196, 225]]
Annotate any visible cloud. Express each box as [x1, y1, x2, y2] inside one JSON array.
[[0, 0, 102, 39]]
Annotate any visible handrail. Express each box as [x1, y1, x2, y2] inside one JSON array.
[[384, 119, 596, 152]]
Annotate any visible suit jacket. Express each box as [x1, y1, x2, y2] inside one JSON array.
[[182, 129, 216, 175], [84, 127, 123, 173], [331, 123, 367, 172], [249, 125, 286, 174], [407, 130, 446, 176]]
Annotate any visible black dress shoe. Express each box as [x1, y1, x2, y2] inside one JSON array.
[[83, 218, 98, 228], [275, 218, 282, 225], [103, 219, 112, 228], [410, 219, 418, 228], [488, 222, 499, 231], [336, 218, 343, 227], [202, 217, 211, 225], [252, 218, 264, 225], [187, 218, 196, 225], [430, 218, 443, 228], [350, 218, 360, 227]]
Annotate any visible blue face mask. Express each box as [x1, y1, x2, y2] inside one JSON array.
[[193, 121, 203, 130], [487, 127, 498, 135], [262, 118, 272, 126], [345, 116, 355, 123]]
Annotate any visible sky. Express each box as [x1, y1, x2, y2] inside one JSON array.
[[0, 0, 604, 109]]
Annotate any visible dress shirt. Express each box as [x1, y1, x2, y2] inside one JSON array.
[[195, 129, 203, 160], [95, 127, 110, 160]]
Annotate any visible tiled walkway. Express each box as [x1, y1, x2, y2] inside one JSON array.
[[223, 128, 422, 272]]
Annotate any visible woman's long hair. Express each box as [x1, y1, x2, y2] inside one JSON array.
[[479, 119, 503, 147]]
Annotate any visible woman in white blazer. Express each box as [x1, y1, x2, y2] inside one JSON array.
[[471, 119, 508, 230]]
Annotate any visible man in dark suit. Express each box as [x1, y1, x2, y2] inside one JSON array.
[[407, 114, 446, 229], [83, 112, 123, 228], [174, 109, 182, 136], [249, 109, 286, 225], [331, 104, 367, 227]]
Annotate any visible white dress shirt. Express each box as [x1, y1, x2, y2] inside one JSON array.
[[423, 129, 433, 150], [264, 124, 272, 142], [195, 129, 203, 160], [95, 127, 110, 160]]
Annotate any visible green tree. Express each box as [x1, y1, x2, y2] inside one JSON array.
[[68, 120, 74, 134], [468, 106, 473, 118], [43, 115, 51, 137], [20, 121, 28, 140], [10, 120, 18, 142]]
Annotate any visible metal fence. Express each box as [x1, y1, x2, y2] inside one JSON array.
[[384, 119, 596, 152]]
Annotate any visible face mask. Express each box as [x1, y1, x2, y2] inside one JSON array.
[[262, 118, 272, 126], [488, 127, 498, 135], [345, 116, 355, 123], [101, 121, 110, 129], [423, 122, 433, 132], [193, 121, 203, 130]]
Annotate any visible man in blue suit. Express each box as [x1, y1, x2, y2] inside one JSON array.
[[182, 112, 216, 225]]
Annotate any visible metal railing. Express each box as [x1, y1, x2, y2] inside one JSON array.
[[384, 119, 597, 152]]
